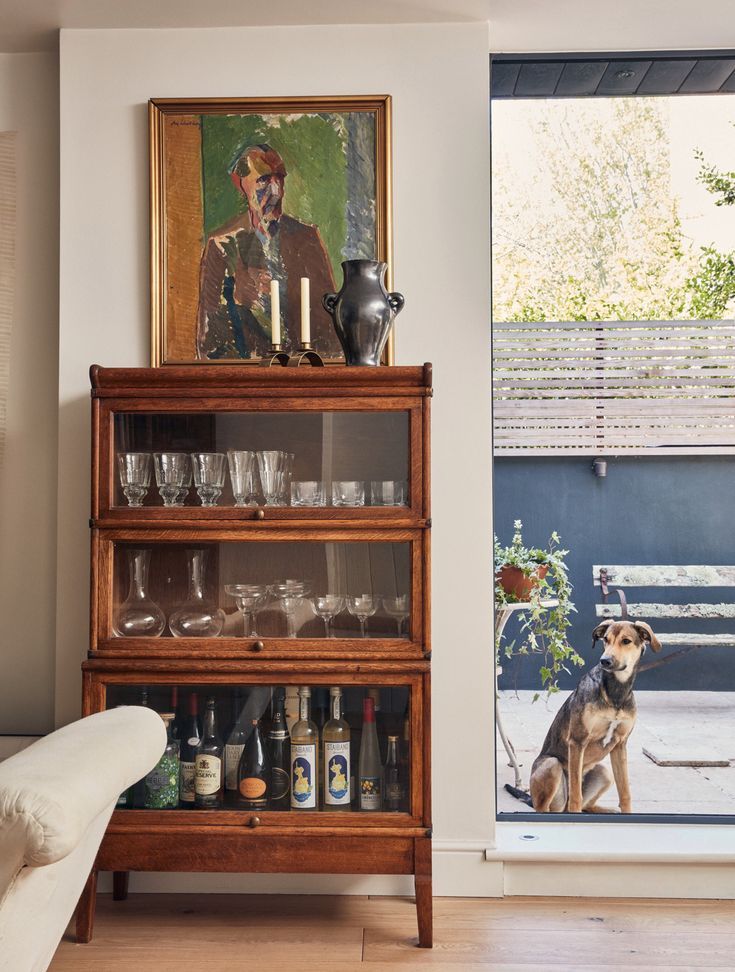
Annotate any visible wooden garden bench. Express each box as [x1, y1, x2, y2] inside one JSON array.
[[593, 565, 735, 671]]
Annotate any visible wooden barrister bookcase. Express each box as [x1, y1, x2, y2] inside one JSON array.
[[78, 363, 433, 946]]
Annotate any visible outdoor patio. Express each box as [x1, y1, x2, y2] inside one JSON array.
[[497, 690, 735, 816]]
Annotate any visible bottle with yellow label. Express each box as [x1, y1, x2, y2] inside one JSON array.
[[290, 686, 318, 810], [237, 718, 271, 809]]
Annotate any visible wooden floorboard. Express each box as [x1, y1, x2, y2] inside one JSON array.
[[50, 893, 735, 970]]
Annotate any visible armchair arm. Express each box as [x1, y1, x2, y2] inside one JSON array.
[[0, 707, 165, 868]]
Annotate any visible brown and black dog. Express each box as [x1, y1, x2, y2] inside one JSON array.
[[529, 619, 661, 813]]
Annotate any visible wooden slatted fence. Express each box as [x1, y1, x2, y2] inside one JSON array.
[[493, 320, 735, 455]]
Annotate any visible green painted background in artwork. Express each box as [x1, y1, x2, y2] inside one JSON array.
[[201, 114, 347, 278]]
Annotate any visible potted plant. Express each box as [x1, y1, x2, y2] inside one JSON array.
[[494, 520, 582, 697]]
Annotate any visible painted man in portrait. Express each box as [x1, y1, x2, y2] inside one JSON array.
[[196, 143, 336, 359]]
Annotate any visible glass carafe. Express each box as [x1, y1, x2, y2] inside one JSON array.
[[169, 548, 225, 638], [113, 548, 166, 637]]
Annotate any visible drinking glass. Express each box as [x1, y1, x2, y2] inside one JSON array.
[[154, 452, 191, 507], [332, 481, 365, 507], [346, 594, 377, 638], [271, 580, 310, 638], [225, 583, 267, 637], [191, 452, 226, 507], [370, 480, 408, 506], [311, 594, 345, 638], [382, 594, 410, 637], [291, 481, 326, 507], [278, 452, 295, 506], [117, 452, 151, 507], [227, 450, 259, 507], [257, 451, 284, 506]]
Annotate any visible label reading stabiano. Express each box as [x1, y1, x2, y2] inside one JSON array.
[[291, 744, 316, 809], [324, 741, 350, 806], [194, 754, 222, 796]]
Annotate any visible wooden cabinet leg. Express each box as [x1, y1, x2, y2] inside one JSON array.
[[113, 871, 129, 901], [75, 869, 98, 944], [414, 838, 433, 948]]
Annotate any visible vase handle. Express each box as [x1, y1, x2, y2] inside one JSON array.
[[387, 291, 405, 315], [322, 292, 338, 314]]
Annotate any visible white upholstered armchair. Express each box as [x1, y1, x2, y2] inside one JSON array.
[[0, 706, 165, 972]]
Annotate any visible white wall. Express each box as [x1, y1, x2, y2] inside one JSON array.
[[58, 24, 494, 892], [0, 53, 59, 734]]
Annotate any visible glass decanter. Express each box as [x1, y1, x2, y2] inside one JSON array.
[[113, 548, 166, 637], [169, 548, 225, 638]]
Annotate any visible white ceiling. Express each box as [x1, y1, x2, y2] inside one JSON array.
[[1, 0, 734, 55]]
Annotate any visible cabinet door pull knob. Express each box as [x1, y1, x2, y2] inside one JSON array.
[[249, 816, 261, 828], [253, 640, 264, 652], [255, 509, 265, 520]]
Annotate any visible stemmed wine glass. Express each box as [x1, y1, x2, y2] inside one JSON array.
[[382, 595, 410, 638], [154, 452, 191, 507], [227, 450, 259, 507], [311, 594, 345, 638], [257, 451, 284, 506], [346, 594, 377, 639], [191, 452, 226, 507], [225, 584, 267, 637], [271, 580, 310, 638], [117, 452, 151, 507]]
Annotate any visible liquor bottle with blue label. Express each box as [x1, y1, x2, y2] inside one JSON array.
[[290, 686, 318, 810], [322, 686, 351, 810]]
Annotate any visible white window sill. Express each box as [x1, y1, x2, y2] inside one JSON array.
[[487, 820, 735, 865]]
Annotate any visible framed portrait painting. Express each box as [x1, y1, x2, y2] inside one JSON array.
[[149, 95, 393, 365]]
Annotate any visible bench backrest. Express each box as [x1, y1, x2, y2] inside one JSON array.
[[593, 565, 735, 621]]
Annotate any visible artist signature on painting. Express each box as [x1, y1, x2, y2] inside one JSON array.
[[171, 120, 199, 127]]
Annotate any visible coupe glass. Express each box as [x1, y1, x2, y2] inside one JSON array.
[[113, 548, 165, 637], [332, 481, 365, 507], [370, 480, 408, 506], [117, 452, 151, 507], [169, 548, 225, 637], [271, 579, 310, 638], [382, 594, 410, 637], [227, 450, 259, 507], [311, 594, 345, 638], [291, 481, 326, 507], [225, 583, 267, 637], [346, 594, 377, 638], [256, 451, 284, 506], [154, 452, 191, 507], [191, 452, 227, 507]]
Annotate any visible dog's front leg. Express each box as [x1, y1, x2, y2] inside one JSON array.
[[566, 740, 586, 812], [610, 741, 632, 813]]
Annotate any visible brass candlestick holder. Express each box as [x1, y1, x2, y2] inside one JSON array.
[[260, 343, 290, 367], [287, 341, 324, 367]]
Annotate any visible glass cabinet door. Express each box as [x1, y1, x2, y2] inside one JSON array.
[[103, 408, 422, 520], [103, 679, 419, 820], [99, 537, 421, 652]]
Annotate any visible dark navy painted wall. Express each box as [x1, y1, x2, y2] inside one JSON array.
[[494, 456, 735, 691]]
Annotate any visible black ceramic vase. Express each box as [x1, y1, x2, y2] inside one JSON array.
[[322, 260, 405, 366]]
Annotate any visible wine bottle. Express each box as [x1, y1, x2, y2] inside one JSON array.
[[237, 719, 271, 809], [290, 686, 318, 810], [284, 686, 300, 734], [367, 688, 385, 761], [143, 713, 180, 809], [224, 689, 248, 794], [268, 687, 290, 810], [194, 696, 224, 809], [179, 691, 201, 807], [323, 686, 350, 810], [384, 734, 403, 812], [359, 696, 382, 811]]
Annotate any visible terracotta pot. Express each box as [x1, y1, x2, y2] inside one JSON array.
[[496, 564, 548, 601]]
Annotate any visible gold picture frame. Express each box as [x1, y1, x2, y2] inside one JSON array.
[[149, 95, 393, 366]]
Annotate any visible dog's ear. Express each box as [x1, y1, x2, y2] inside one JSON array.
[[592, 618, 614, 644], [634, 621, 662, 653]]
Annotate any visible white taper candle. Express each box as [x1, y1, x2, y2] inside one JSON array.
[[270, 279, 280, 345], [300, 277, 310, 345]]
